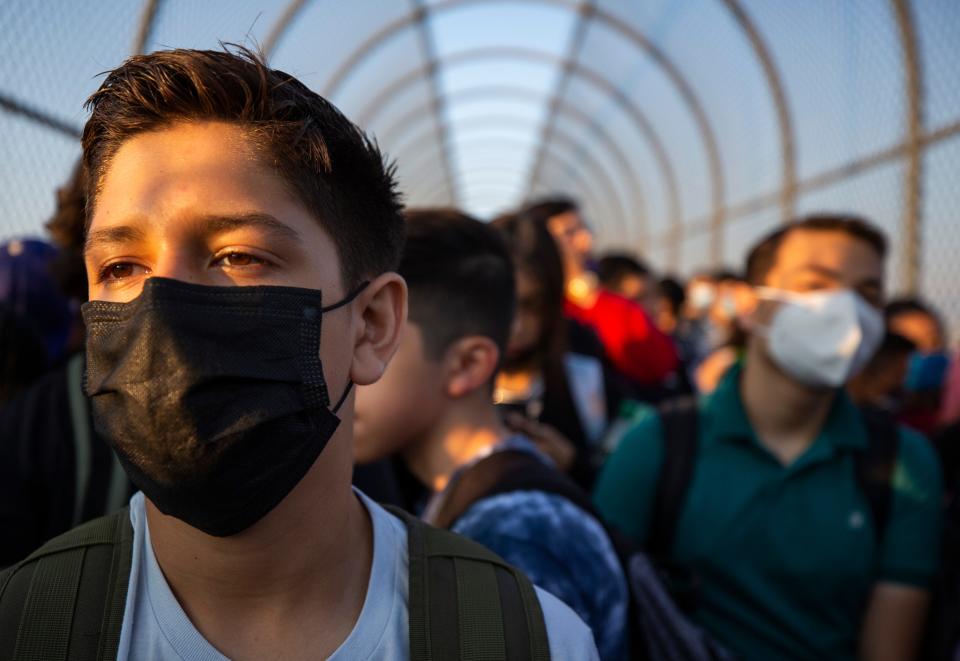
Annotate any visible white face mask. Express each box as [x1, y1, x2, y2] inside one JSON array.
[[689, 283, 715, 313], [753, 287, 885, 388]]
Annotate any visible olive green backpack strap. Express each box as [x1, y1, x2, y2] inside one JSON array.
[[0, 508, 134, 661], [386, 506, 551, 661]]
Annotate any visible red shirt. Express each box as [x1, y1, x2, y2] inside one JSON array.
[[564, 289, 679, 385]]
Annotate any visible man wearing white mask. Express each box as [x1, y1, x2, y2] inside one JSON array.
[[594, 215, 943, 660]]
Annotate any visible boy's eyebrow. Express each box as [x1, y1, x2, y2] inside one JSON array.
[[84, 225, 147, 256], [199, 213, 302, 242], [84, 213, 302, 256]]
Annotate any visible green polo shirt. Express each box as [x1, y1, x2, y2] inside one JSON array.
[[593, 365, 942, 660]]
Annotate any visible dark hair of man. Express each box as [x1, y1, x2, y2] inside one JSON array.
[[521, 197, 579, 225], [597, 253, 651, 291], [745, 214, 888, 286], [400, 209, 516, 366], [885, 297, 944, 330], [658, 277, 686, 316], [81, 45, 404, 288], [711, 268, 743, 284]]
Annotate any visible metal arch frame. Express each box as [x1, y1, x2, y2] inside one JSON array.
[[350, 49, 681, 261], [391, 128, 629, 235], [417, 149, 608, 221], [263, 0, 312, 57], [892, 0, 924, 294], [382, 110, 647, 242], [403, 161, 532, 204], [525, 0, 594, 205], [132, 0, 162, 54], [319, 2, 718, 265], [589, 5, 725, 267], [378, 95, 650, 242], [408, 0, 459, 205], [404, 135, 622, 233], [717, 0, 796, 223], [415, 136, 616, 229]]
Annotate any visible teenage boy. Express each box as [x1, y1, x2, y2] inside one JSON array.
[[523, 199, 678, 388], [595, 215, 943, 659], [0, 47, 595, 660], [355, 209, 626, 660]]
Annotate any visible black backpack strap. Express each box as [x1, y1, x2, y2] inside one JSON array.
[[856, 407, 901, 545], [648, 396, 700, 557], [388, 506, 551, 661], [0, 508, 133, 661]]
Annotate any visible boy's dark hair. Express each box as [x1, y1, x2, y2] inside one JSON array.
[[81, 45, 404, 287], [886, 297, 944, 327], [658, 277, 686, 316], [400, 209, 516, 363], [597, 253, 651, 290], [745, 214, 888, 285], [521, 197, 579, 224]]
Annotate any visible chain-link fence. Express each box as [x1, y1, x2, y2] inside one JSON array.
[[1, 0, 959, 337]]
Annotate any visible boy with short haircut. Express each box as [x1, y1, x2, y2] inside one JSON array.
[[355, 209, 627, 661], [0, 47, 596, 660], [595, 214, 943, 659]]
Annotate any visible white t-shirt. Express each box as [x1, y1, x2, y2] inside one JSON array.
[[116, 491, 599, 660]]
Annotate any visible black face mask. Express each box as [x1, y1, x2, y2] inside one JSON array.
[[82, 277, 365, 537]]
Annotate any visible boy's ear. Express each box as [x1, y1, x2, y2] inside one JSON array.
[[350, 272, 407, 386], [443, 335, 501, 399]]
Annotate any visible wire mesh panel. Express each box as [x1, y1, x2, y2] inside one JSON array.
[[0, 0, 142, 240], [921, 134, 960, 343]]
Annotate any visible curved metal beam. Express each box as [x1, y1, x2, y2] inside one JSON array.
[[892, 0, 924, 294], [415, 136, 616, 230], [525, 0, 594, 205], [591, 5, 726, 267], [391, 128, 629, 234], [717, 0, 797, 223], [263, 0, 313, 58], [376, 86, 649, 242], [132, 0, 162, 55], [384, 112, 645, 241], [351, 50, 681, 259], [417, 150, 607, 222], [319, 2, 713, 265], [409, 0, 459, 205], [0, 93, 82, 138], [405, 165, 531, 204]]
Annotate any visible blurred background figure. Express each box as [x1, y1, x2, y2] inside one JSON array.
[[597, 252, 659, 315], [0, 238, 75, 404], [848, 331, 917, 412], [523, 198, 679, 397], [0, 164, 132, 567], [493, 212, 619, 489], [692, 270, 752, 394], [886, 298, 951, 435]]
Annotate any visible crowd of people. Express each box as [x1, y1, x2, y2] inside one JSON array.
[[0, 45, 958, 661]]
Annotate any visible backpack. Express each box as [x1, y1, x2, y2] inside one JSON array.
[[922, 477, 960, 660], [430, 447, 735, 661], [0, 505, 550, 661], [647, 398, 901, 561]]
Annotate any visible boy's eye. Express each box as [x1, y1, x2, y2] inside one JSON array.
[[214, 252, 266, 268], [100, 262, 145, 282]]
